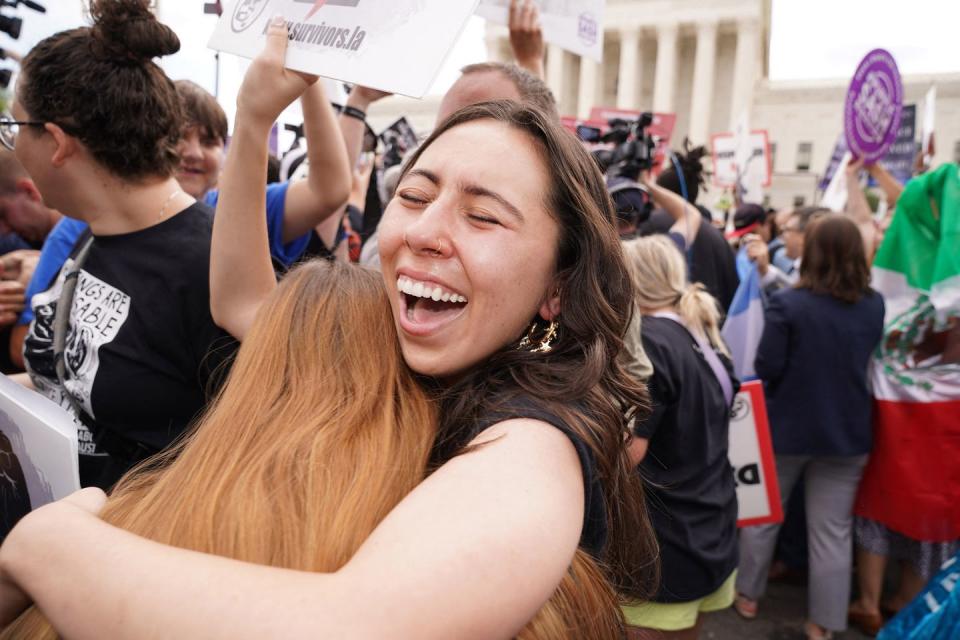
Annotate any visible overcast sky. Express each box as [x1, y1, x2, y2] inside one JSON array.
[[4, 1, 958, 113]]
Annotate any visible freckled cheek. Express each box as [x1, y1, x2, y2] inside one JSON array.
[[464, 252, 541, 338]]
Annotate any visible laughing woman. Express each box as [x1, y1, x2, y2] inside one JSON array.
[[0, 17, 658, 639]]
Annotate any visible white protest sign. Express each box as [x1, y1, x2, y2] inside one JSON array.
[[476, 0, 605, 62], [819, 150, 852, 212], [209, 0, 481, 98], [0, 375, 80, 533], [711, 130, 772, 204], [728, 380, 782, 527]]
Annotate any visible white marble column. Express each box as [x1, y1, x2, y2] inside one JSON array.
[[688, 20, 718, 144], [729, 18, 760, 129], [577, 56, 600, 118], [616, 28, 641, 109], [546, 44, 566, 107], [652, 23, 679, 114]]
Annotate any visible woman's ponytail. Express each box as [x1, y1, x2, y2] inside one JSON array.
[[677, 283, 729, 358]]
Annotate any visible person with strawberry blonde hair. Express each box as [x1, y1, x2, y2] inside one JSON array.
[[0, 13, 660, 639]]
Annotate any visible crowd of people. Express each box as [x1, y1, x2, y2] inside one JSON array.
[[0, 1, 954, 638]]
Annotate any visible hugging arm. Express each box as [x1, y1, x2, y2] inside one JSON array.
[[1, 419, 585, 640]]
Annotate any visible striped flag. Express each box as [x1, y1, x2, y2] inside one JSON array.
[[856, 162, 960, 542], [722, 248, 765, 381]]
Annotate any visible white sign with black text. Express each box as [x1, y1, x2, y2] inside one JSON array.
[[728, 380, 783, 527], [209, 0, 481, 98], [711, 129, 772, 205], [476, 0, 605, 62]]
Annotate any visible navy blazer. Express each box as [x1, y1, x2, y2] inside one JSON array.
[[755, 287, 885, 456]]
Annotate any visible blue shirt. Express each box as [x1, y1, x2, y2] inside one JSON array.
[[18, 182, 307, 326]]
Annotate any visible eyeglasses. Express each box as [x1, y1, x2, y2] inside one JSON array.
[[0, 114, 45, 151]]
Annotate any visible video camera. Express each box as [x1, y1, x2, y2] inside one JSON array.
[[0, 0, 45, 87], [0, 0, 45, 40], [583, 112, 657, 178]]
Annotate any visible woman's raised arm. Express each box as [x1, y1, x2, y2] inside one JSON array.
[[209, 17, 317, 340]]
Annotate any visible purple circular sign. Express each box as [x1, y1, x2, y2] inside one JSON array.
[[844, 49, 903, 163]]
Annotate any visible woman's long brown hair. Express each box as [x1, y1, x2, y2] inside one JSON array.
[[797, 215, 872, 303], [406, 101, 660, 602], [4, 260, 629, 639]]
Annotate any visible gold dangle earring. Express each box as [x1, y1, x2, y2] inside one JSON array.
[[517, 319, 559, 354]]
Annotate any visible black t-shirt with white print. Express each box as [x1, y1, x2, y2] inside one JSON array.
[[24, 203, 237, 489]]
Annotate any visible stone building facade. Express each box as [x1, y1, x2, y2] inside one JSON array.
[[369, 0, 960, 210]]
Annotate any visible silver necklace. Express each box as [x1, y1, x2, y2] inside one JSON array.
[[158, 188, 182, 221]]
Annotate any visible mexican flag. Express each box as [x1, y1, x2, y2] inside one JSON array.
[[855, 163, 960, 542]]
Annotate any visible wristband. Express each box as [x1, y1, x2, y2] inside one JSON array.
[[342, 105, 367, 122]]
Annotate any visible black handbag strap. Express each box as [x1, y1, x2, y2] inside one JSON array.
[[52, 232, 95, 422]]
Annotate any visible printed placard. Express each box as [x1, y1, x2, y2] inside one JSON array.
[[729, 380, 783, 527], [819, 104, 916, 193], [209, 0, 481, 98], [711, 130, 772, 189], [477, 0, 605, 62], [0, 374, 80, 537], [379, 116, 419, 168], [844, 48, 903, 164]]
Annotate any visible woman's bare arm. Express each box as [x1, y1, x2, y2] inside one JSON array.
[[867, 162, 904, 208], [278, 81, 352, 244], [1, 419, 585, 640], [640, 170, 701, 246], [209, 17, 316, 339], [843, 157, 879, 259]]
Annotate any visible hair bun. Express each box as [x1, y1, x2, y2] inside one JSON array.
[[89, 0, 180, 63]]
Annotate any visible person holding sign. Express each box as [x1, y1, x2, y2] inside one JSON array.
[[620, 234, 739, 639], [736, 216, 885, 640], [0, 0, 250, 490], [0, 17, 658, 639]]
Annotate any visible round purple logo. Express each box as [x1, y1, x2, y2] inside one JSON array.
[[844, 49, 903, 164]]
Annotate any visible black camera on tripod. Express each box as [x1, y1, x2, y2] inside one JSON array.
[[0, 0, 46, 87], [584, 112, 657, 178], [0, 0, 45, 40]]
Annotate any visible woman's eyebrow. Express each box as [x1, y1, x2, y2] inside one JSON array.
[[406, 168, 440, 184], [404, 168, 524, 223], [459, 183, 524, 223]]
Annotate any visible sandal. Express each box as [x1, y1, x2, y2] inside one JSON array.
[[733, 593, 758, 620], [804, 621, 834, 640]]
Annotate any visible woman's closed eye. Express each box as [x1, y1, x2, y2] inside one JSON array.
[[397, 190, 430, 206], [467, 212, 501, 226]]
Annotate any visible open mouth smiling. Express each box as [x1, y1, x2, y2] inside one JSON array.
[[396, 275, 468, 336]]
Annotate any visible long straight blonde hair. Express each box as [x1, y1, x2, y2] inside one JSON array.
[[5, 260, 626, 639], [622, 235, 730, 356]]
